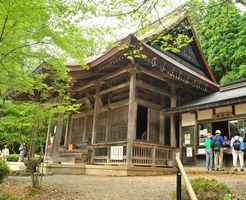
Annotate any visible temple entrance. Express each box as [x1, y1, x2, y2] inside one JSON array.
[[136, 105, 148, 140], [212, 121, 229, 137]]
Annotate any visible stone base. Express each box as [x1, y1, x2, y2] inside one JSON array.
[[42, 163, 176, 176], [42, 163, 86, 175]]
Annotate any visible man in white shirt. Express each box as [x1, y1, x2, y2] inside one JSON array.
[[1, 145, 9, 162], [230, 131, 244, 172]]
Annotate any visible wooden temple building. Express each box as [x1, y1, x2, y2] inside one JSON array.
[[8, 12, 246, 175]]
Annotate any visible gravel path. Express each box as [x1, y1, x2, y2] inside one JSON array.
[[6, 174, 246, 200]]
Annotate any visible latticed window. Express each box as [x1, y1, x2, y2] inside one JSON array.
[[71, 117, 85, 144], [109, 107, 128, 141], [85, 116, 93, 143], [178, 43, 202, 69], [96, 112, 107, 142]]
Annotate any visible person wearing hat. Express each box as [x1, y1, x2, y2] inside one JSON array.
[[205, 132, 213, 171], [1, 145, 9, 162], [212, 130, 224, 171]]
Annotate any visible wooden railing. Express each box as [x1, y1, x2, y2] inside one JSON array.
[[132, 141, 177, 167], [92, 141, 177, 167], [92, 141, 127, 164]]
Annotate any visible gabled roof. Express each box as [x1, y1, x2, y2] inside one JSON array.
[[67, 11, 217, 87]]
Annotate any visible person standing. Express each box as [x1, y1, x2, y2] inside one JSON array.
[[18, 143, 27, 162], [1, 145, 10, 162], [205, 132, 213, 171], [230, 131, 244, 172], [212, 130, 224, 171]]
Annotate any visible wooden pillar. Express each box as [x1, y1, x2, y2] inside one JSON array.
[[82, 115, 88, 143], [67, 115, 73, 146], [152, 145, 156, 167], [147, 108, 150, 141], [51, 112, 64, 163], [91, 85, 100, 145], [126, 70, 137, 165], [44, 119, 51, 162], [63, 117, 70, 147], [170, 86, 177, 147], [159, 112, 165, 144]]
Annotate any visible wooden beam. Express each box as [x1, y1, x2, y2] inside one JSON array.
[[136, 80, 171, 97], [72, 67, 130, 93], [126, 70, 137, 165], [108, 99, 129, 110], [100, 81, 130, 96], [112, 93, 129, 101], [137, 65, 206, 97], [138, 91, 161, 105], [84, 97, 93, 110], [136, 98, 163, 110]]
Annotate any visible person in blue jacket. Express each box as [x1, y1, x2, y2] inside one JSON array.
[[212, 130, 224, 171]]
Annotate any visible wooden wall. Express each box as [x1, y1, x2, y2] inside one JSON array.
[[69, 106, 128, 145], [109, 106, 128, 141], [71, 117, 84, 144], [96, 112, 107, 142], [149, 109, 160, 142]]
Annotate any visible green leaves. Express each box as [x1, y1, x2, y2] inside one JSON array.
[[189, 0, 246, 83]]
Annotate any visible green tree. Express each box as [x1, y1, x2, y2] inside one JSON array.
[[0, 0, 112, 94], [189, 0, 246, 83]]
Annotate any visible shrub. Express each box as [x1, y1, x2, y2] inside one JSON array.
[[0, 159, 10, 184], [171, 177, 235, 200], [0, 194, 20, 200], [7, 154, 19, 162]]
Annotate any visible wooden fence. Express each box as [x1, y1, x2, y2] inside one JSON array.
[[92, 141, 177, 167]]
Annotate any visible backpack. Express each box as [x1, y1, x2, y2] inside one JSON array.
[[213, 136, 222, 152], [233, 138, 241, 151], [240, 141, 246, 152]]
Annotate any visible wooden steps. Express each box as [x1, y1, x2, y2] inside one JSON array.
[[58, 149, 92, 164]]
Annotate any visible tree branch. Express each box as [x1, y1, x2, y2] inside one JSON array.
[[107, 0, 148, 17], [0, 15, 8, 42], [0, 41, 43, 61]]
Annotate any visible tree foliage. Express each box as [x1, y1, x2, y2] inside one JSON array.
[[189, 0, 246, 83], [0, 0, 111, 94]]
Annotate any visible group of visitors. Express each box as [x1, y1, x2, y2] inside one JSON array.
[[0, 143, 27, 162], [205, 130, 246, 172]]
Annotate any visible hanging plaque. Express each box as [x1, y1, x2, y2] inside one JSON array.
[[110, 146, 123, 160]]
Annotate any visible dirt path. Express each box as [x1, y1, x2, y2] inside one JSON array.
[[3, 174, 246, 200]]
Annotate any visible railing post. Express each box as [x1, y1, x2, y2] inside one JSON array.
[[175, 156, 197, 200], [177, 167, 182, 200], [152, 146, 156, 167]]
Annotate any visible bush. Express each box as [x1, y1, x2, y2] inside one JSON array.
[[7, 154, 19, 162], [0, 194, 20, 200], [0, 159, 10, 184], [171, 177, 235, 200]]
